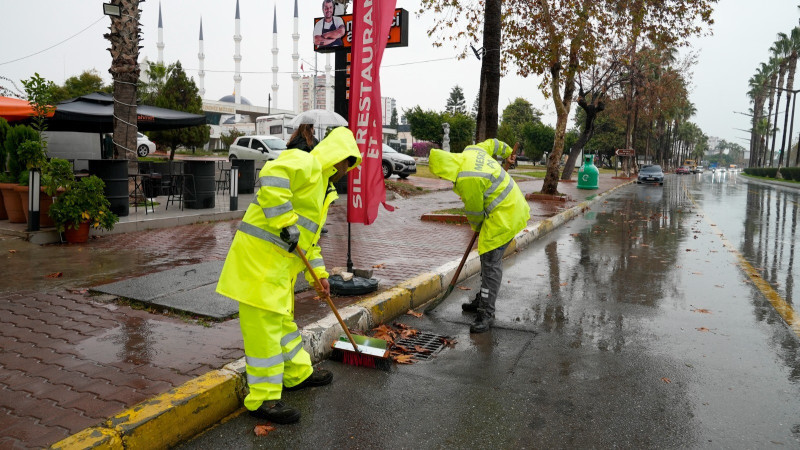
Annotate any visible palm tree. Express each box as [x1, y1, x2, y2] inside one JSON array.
[[748, 66, 769, 167], [103, 0, 141, 177], [763, 58, 779, 167], [769, 41, 790, 167], [777, 31, 799, 168]]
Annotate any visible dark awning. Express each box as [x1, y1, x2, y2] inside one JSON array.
[[44, 92, 206, 133]]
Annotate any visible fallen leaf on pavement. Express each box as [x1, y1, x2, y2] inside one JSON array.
[[392, 354, 415, 364], [372, 264, 385, 269], [691, 308, 712, 314], [393, 322, 412, 330], [457, 286, 471, 290], [372, 324, 396, 343], [692, 272, 703, 275], [394, 344, 411, 353], [696, 327, 710, 332], [661, 377, 672, 383], [439, 337, 457, 347], [399, 328, 418, 339], [46, 272, 63, 278], [8, 250, 16, 254], [559, 282, 567, 286], [406, 309, 423, 318], [254, 424, 276, 436], [414, 345, 432, 354]]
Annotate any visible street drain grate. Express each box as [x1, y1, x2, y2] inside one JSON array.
[[394, 331, 449, 361]]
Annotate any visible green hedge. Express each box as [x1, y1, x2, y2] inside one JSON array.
[[745, 166, 800, 181]]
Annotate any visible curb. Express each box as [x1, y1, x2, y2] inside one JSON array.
[[50, 180, 633, 449]]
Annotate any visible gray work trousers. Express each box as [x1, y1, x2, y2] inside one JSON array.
[[474, 241, 510, 318]]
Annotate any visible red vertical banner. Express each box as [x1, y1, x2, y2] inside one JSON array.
[[348, 0, 397, 225]]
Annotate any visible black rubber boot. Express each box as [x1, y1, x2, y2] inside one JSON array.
[[461, 294, 480, 312], [249, 401, 301, 424], [470, 314, 494, 333], [461, 299, 479, 312], [284, 369, 333, 391]]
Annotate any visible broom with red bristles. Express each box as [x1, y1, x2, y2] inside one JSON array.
[[295, 247, 392, 371]]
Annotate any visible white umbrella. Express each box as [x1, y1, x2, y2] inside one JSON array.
[[289, 109, 348, 128]]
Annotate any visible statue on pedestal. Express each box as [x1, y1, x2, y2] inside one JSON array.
[[442, 122, 451, 152]]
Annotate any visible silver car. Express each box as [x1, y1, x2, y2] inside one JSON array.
[[228, 135, 287, 164], [382, 144, 417, 179]]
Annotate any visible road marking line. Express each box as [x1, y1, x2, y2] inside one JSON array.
[[684, 185, 800, 338]]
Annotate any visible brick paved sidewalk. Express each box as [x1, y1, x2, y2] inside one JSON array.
[[0, 174, 629, 448]]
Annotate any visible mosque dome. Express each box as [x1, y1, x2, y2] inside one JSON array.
[[218, 94, 252, 105]]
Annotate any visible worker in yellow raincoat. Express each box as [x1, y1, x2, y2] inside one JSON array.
[[429, 141, 530, 333], [217, 127, 362, 424]]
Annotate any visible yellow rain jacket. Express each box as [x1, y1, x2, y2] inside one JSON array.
[[464, 138, 513, 159], [216, 127, 362, 314], [429, 148, 529, 254]]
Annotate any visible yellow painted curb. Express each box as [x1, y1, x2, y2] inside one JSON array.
[[397, 273, 443, 309], [50, 427, 121, 450], [357, 287, 413, 324], [51, 368, 244, 450]]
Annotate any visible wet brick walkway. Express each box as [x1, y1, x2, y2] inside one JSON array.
[[0, 173, 629, 447]]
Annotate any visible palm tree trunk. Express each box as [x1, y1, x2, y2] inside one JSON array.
[[104, 0, 141, 197], [474, 0, 501, 142], [780, 53, 797, 167]]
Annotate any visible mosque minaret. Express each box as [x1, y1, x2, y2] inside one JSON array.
[[271, 5, 279, 111], [156, 2, 164, 64], [292, 0, 300, 113], [198, 18, 205, 99], [233, 0, 243, 108]]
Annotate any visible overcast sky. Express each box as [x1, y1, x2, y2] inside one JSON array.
[[1, 1, 798, 146]]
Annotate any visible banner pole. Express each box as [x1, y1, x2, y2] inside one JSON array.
[[347, 222, 353, 272]]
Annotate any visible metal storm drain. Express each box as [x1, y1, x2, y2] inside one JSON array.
[[394, 331, 449, 361]]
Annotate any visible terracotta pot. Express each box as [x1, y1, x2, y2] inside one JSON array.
[[12, 185, 58, 228], [0, 183, 25, 223], [63, 221, 90, 244], [0, 188, 6, 220]]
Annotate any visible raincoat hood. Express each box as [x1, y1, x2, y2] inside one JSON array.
[[429, 149, 464, 182], [467, 139, 512, 159], [311, 127, 363, 178]]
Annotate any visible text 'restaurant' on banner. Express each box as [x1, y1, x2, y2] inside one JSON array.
[[347, 0, 397, 225]]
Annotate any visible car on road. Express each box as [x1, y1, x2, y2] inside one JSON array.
[[695, 165, 704, 174], [675, 166, 691, 174], [228, 135, 287, 163], [637, 164, 664, 185], [382, 144, 417, 179], [137, 132, 156, 157]]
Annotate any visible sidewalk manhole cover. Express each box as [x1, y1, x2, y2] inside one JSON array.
[[395, 331, 449, 361]]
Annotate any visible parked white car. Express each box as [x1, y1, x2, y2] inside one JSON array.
[[382, 144, 417, 179], [228, 135, 287, 164], [137, 132, 156, 157]]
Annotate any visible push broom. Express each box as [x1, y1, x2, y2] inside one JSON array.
[[295, 247, 392, 370]]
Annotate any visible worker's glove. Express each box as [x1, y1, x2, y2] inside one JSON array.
[[280, 225, 300, 253]]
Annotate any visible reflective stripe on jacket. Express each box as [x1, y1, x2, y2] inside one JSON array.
[[429, 148, 529, 254], [463, 138, 513, 160], [216, 127, 362, 314]]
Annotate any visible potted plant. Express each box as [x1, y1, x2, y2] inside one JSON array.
[[0, 117, 9, 220], [1, 124, 39, 223], [48, 175, 119, 243]]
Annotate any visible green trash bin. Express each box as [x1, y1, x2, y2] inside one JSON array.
[[577, 154, 599, 190]]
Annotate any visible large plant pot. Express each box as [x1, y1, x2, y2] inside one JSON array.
[[0, 187, 6, 220], [88, 159, 129, 217], [12, 185, 57, 228], [63, 221, 90, 243], [0, 183, 25, 223]]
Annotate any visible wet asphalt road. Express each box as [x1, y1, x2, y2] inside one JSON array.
[[180, 172, 800, 449]]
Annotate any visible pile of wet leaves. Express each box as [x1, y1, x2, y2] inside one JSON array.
[[367, 314, 457, 364]]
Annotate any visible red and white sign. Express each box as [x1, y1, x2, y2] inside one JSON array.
[[347, 0, 397, 225]]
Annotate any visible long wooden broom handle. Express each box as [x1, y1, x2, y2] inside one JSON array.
[[450, 231, 479, 289], [502, 142, 521, 171], [295, 247, 361, 353]]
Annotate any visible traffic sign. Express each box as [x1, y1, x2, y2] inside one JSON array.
[[615, 148, 635, 156]]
